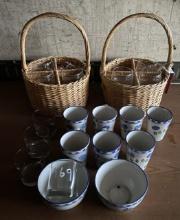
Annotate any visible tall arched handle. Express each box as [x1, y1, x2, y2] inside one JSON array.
[[20, 12, 90, 72], [101, 13, 173, 71]]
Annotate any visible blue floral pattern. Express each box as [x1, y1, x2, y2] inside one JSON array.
[[152, 125, 160, 130], [121, 119, 143, 139], [127, 147, 154, 170], [78, 153, 87, 161]]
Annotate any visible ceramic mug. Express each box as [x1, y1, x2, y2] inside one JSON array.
[[92, 105, 117, 132], [63, 106, 88, 132], [119, 105, 145, 139], [126, 130, 155, 170], [147, 106, 173, 141], [60, 131, 90, 163], [92, 131, 121, 167]]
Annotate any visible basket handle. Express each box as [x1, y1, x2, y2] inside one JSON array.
[[20, 12, 90, 73], [101, 13, 173, 71]]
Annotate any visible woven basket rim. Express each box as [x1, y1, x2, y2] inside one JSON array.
[[23, 56, 90, 88], [100, 57, 169, 88], [27, 56, 86, 69]]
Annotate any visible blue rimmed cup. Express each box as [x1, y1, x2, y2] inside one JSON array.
[[92, 105, 117, 132], [126, 130, 156, 170], [119, 105, 145, 139], [147, 106, 173, 141], [92, 131, 121, 167], [63, 106, 88, 132], [60, 131, 90, 163]]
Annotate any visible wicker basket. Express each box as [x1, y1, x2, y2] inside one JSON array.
[[20, 12, 91, 116], [100, 13, 173, 110]]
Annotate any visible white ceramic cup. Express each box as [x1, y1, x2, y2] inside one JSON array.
[[119, 105, 145, 139], [63, 106, 88, 132], [147, 106, 173, 141], [126, 131, 155, 170], [92, 131, 121, 167], [92, 105, 117, 132], [60, 131, 90, 163]]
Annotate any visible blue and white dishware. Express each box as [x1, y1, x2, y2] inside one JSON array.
[[38, 159, 89, 210], [147, 106, 173, 141], [60, 131, 90, 163], [92, 105, 117, 132], [95, 160, 148, 211], [126, 131, 155, 170], [92, 131, 121, 167], [119, 105, 145, 139], [63, 106, 88, 132]]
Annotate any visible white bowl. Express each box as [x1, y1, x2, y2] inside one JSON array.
[[95, 160, 148, 211], [38, 159, 89, 210]]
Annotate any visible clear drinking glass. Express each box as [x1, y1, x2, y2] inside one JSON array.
[[41, 72, 56, 84], [136, 62, 163, 85], [43, 60, 54, 71], [41, 59, 84, 85], [41, 69, 84, 85], [61, 69, 84, 84], [15, 148, 45, 187], [111, 66, 133, 85], [32, 110, 57, 139], [24, 126, 50, 159]]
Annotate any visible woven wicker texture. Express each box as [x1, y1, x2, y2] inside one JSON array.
[[100, 13, 173, 110], [20, 12, 91, 116]]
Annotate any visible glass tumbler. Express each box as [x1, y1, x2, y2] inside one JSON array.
[[24, 126, 50, 159], [111, 66, 133, 85], [15, 148, 45, 187], [32, 110, 57, 139]]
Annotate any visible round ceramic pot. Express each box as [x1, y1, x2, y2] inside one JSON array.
[[95, 160, 148, 211], [38, 159, 89, 210]]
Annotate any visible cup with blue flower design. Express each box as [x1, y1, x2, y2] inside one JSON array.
[[126, 130, 155, 170], [92, 131, 121, 167], [147, 106, 173, 141], [60, 131, 90, 163], [92, 105, 117, 132], [63, 106, 88, 132], [119, 105, 145, 139]]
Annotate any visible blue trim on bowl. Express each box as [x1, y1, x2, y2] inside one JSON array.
[[37, 159, 89, 205], [95, 159, 149, 209]]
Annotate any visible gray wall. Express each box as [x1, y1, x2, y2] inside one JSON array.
[[0, 0, 179, 62]]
